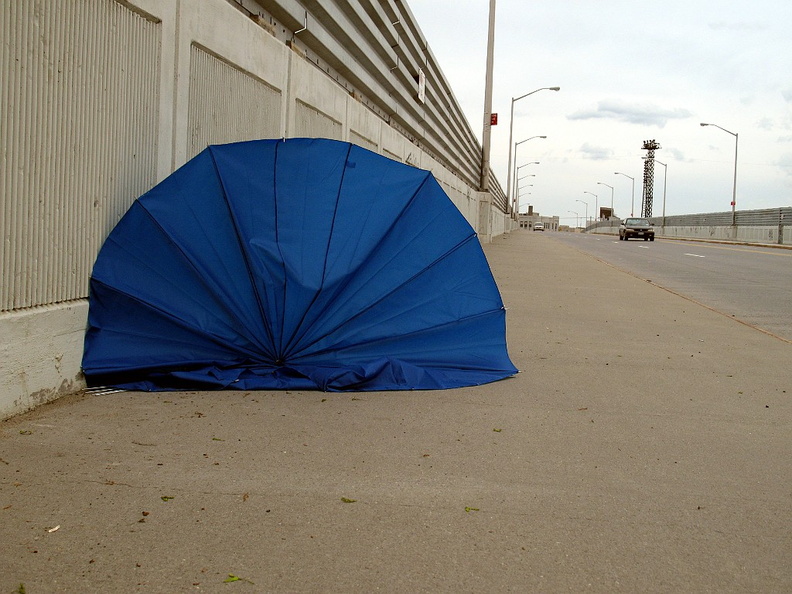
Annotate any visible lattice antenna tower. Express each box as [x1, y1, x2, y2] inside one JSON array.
[[641, 139, 661, 217]]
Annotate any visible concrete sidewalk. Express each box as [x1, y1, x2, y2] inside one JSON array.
[[2, 230, 790, 593]]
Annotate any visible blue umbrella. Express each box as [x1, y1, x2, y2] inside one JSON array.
[[82, 138, 517, 391]]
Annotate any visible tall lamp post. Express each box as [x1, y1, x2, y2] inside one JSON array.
[[518, 187, 533, 217], [614, 172, 635, 217], [516, 174, 535, 201], [479, 0, 497, 193], [512, 136, 546, 205], [597, 182, 614, 217], [506, 87, 560, 214], [700, 122, 738, 225], [513, 161, 540, 205], [516, 162, 540, 176], [568, 211, 580, 230], [583, 191, 598, 223], [576, 199, 588, 227]]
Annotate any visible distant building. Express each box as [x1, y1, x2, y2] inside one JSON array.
[[518, 206, 559, 230]]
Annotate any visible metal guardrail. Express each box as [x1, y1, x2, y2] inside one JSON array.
[[588, 207, 791, 229], [586, 207, 791, 245], [658, 207, 791, 227]]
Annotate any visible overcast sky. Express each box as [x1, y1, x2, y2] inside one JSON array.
[[406, 0, 792, 222]]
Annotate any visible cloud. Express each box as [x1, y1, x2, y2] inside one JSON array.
[[666, 147, 687, 162], [568, 99, 692, 128], [579, 143, 614, 161], [757, 117, 774, 130], [708, 21, 767, 31], [778, 153, 792, 177], [782, 89, 792, 103]]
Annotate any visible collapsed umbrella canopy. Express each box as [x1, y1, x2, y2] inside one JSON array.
[[82, 138, 517, 391]]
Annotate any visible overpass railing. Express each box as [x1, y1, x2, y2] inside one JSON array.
[[586, 207, 792, 246]]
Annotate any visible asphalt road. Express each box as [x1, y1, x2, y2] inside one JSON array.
[[545, 232, 792, 343]]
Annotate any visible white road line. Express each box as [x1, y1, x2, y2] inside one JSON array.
[[684, 253, 706, 258]]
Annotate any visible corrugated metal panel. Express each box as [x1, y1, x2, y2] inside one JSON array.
[[294, 100, 342, 140], [187, 45, 282, 160], [1, 0, 161, 312]]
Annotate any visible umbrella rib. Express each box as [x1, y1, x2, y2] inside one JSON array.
[[281, 142, 354, 358], [281, 170, 433, 360], [287, 230, 478, 360], [131, 201, 276, 360], [272, 141, 291, 361], [291, 306, 507, 363], [88, 277, 270, 362], [209, 145, 278, 359]]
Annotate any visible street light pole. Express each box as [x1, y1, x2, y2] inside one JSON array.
[[583, 191, 598, 223], [700, 122, 738, 225], [614, 172, 635, 217], [514, 162, 539, 210], [583, 191, 599, 220], [506, 87, 560, 215], [516, 161, 540, 172], [479, 0, 497, 193], [597, 182, 614, 217], [576, 199, 588, 227], [568, 211, 580, 229], [516, 174, 535, 200], [511, 136, 546, 204]]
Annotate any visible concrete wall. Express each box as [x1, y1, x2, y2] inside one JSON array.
[[0, 0, 510, 419]]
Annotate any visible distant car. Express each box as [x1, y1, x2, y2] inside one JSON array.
[[619, 218, 655, 241], [533, 222, 544, 231]]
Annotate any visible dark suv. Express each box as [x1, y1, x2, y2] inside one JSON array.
[[619, 218, 655, 241]]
